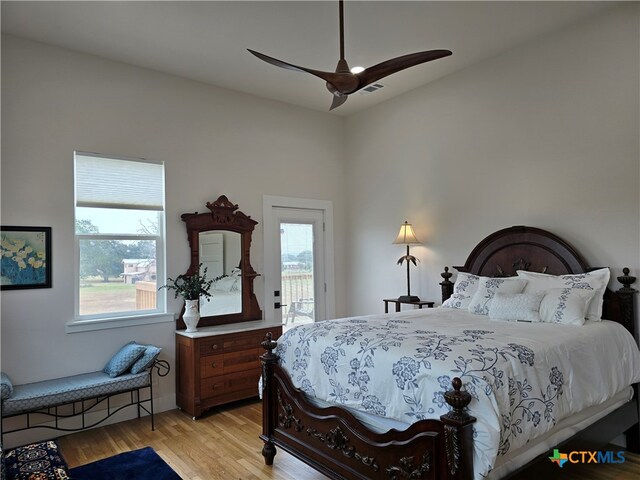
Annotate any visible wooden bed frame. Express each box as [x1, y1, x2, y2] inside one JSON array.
[[260, 226, 639, 479]]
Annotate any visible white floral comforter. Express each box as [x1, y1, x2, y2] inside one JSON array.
[[275, 308, 640, 479]]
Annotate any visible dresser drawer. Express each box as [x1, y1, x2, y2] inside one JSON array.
[[200, 354, 224, 378], [225, 371, 261, 394], [199, 331, 267, 356], [200, 338, 223, 355], [200, 349, 260, 377], [200, 372, 261, 400], [201, 376, 226, 399], [223, 333, 264, 350], [222, 348, 261, 374]]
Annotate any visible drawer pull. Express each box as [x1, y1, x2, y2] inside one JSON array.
[[211, 362, 217, 368], [211, 344, 218, 350]]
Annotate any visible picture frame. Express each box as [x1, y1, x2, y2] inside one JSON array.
[[1, 226, 52, 290]]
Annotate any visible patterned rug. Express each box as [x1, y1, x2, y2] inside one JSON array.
[[3, 441, 69, 480]]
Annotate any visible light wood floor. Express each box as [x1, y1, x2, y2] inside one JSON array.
[[57, 399, 640, 479]]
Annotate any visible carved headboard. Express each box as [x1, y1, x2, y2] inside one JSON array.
[[439, 226, 637, 337]]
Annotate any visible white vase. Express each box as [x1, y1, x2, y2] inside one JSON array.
[[183, 299, 200, 333]]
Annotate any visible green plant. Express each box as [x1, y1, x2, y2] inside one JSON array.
[[159, 264, 217, 301]]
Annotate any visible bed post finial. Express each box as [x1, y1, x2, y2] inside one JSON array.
[[617, 267, 637, 294], [262, 332, 278, 352], [443, 377, 473, 421], [440, 267, 454, 303], [440, 378, 476, 478]]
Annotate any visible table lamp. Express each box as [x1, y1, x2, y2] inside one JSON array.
[[393, 221, 421, 302]]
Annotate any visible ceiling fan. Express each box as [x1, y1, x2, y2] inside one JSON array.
[[248, 0, 452, 111]]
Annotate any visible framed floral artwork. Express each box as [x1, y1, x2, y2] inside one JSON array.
[[1, 226, 52, 290]]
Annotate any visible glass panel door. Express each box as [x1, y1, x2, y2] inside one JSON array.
[[271, 207, 325, 330], [281, 222, 315, 327]]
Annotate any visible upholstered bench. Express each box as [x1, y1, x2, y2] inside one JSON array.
[[1, 343, 169, 443]]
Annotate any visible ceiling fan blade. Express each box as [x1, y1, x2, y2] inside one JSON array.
[[356, 49, 452, 90], [247, 49, 341, 85], [329, 95, 348, 111]]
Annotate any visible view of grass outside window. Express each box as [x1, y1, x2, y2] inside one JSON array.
[[74, 153, 165, 319], [77, 231, 158, 316]]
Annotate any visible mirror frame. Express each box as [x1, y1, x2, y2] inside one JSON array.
[[178, 195, 262, 328]]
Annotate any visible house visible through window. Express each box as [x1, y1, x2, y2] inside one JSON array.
[[74, 152, 165, 320]]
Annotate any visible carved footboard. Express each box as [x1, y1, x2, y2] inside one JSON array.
[[261, 333, 476, 480]]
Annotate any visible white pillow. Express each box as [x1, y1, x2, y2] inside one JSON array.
[[468, 277, 528, 316], [488, 292, 544, 322], [539, 288, 596, 326], [516, 268, 609, 321], [441, 272, 480, 310]]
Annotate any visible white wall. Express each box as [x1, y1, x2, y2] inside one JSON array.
[[0, 35, 346, 439], [344, 4, 639, 322]]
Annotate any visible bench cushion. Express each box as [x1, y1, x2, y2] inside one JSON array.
[[2, 371, 149, 416]]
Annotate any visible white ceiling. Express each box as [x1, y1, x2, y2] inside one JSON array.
[[1, 1, 615, 116]]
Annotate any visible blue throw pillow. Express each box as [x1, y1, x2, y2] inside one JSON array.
[[103, 344, 146, 378], [1, 372, 13, 400], [129, 344, 162, 374]]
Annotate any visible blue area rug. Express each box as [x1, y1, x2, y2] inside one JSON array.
[[69, 447, 181, 480]]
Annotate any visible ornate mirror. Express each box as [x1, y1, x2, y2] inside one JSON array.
[[178, 195, 262, 328]]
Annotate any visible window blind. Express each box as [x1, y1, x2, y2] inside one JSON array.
[[75, 153, 164, 210]]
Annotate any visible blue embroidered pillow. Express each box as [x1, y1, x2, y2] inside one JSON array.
[[129, 343, 162, 374], [441, 272, 480, 309], [1, 372, 13, 400], [103, 344, 146, 378]]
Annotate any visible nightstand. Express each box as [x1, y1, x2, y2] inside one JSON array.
[[383, 298, 435, 313]]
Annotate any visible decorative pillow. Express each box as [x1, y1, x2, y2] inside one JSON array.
[[129, 343, 162, 374], [468, 277, 528, 316], [441, 272, 481, 309], [230, 267, 242, 278], [1, 372, 14, 400], [3, 440, 69, 480], [539, 288, 596, 326], [488, 292, 544, 322], [103, 344, 146, 378], [214, 276, 237, 292], [517, 268, 610, 321]]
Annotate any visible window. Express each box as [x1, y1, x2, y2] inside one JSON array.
[[71, 152, 167, 330]]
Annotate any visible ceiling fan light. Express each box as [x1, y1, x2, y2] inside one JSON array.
[[350, 66, 365, 74]]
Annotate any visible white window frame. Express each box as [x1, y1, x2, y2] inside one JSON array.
[[66, 152, 172, 333]]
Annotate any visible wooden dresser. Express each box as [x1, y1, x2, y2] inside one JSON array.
[[175, 321, 283, 418]]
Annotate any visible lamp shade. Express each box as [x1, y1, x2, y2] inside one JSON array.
[[393, 221, 421, 245]]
